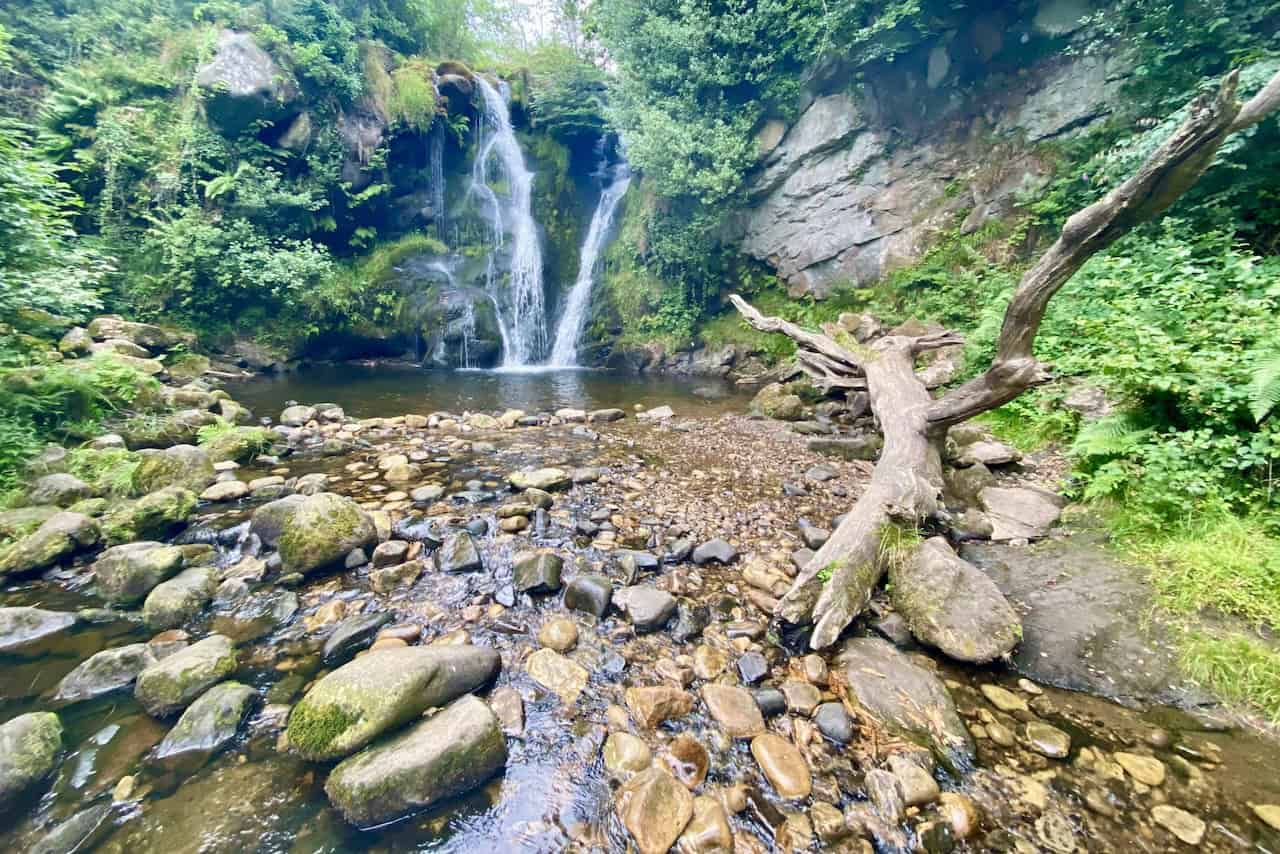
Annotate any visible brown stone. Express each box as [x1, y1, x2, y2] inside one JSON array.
[[626, 686, 695, 729]]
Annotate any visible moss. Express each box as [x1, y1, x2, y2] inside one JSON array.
[[390, 58, 438, 130], [66, 448, 139, 497], [287, 700, 360, 756]]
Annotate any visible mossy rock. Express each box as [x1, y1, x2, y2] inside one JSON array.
[[0, 711, 63, 812], [131, 445, 216, 495], [101, 487, 197, 545], [201, 427, 273, 464], [750, 383, 805, 421], [0, 512, 99, 576], [274, 493, 377, 576], [134, 634, 237, 717], [93, 542, 186, 605]]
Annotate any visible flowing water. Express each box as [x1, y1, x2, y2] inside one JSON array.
[[547, 162, 632, 367], [429, 122, 445, 236], [471, 78, 546, 367]]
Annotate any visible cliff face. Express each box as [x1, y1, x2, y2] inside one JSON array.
[[734, 9, 1132, 297]]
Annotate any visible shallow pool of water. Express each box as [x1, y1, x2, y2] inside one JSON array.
[[228, 364, 747, 420]]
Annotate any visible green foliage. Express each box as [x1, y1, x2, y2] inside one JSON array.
[[524, 47, 607, 144], [389, 59, 438, 131], [1177, 629, 1280, 722], [1248, 352, 1280, 423], [66, 446, 139, 496]]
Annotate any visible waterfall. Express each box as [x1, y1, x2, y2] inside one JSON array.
[[547, 161, 631, 367], [470, 78, 546, 366], [429, 122, 445, 234]]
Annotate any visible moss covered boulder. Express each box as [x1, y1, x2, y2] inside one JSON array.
[[93, 542, 185, 605], [0, 505, 59, 540], [264, 493, 376, 575], [135, 634, 238, 716], [0, 712, 63, 812], [101, 486, 197, 544], [324, 694, 507, 827], [143, 565, 218, 630], [0, 512, 99, 576], [27, 473, 93, 507], [52, 642, 159, 704], [750, 383, 805, 421], [153, 681, 255, 770], [287, 645, 500, 760], [201, 427, 273, 464], [132, 445, 216, 494]]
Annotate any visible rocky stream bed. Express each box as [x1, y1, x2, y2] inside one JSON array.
[[2, 380, 1280, 854]]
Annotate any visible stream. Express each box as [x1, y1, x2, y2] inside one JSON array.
[[2, 370, 1279, 853]]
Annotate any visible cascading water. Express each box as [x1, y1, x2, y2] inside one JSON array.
[[470, 78, 546, 366], [547, 160, 631, 367], [429, 122, 445, 234]]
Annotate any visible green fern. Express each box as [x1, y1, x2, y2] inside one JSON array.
[[1071, 414, 1153, 459], [1248, 353, 1280, 423]]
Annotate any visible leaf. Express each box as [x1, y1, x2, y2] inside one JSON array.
[[1248, 353, 1280, 423]]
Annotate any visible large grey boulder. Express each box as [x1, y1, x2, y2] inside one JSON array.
[[196, 30, 299, 135], [153, 681, 255, 769], [132, 445, 216, 495], [93, 542, 185, 605], [325, 695, 506, 828], [890, 537, 1020, 663], [0, 606, 77, 654], [85, 315, 189, 350], [979, 486, 1064, 541], [0, 712, 62, 812], [250, 493, 376, 575], [286, 645, 500, 760], [53, 642, 158, 704], [0, 512, 99, 576], [28, 473, 93, 507], [143, 565, 218, 630], [134, 634, 238, 716], [836, 637, 974, 771]]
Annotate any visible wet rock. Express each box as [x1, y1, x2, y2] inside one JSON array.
[[615, 586, 676, 633], [0, 606, 78, 653], [153, 681, 255, 768], [836, 637, 974, 771], [980, 684, 1028, 713], [938, 792, 981, 840], [665, 733, 710, 789], [262, 493, 377, 575], [750, 733, 811, 799], [527, 648, 589, 704], [890, 537, 1021, 663], [751, 383, 804, 420], [1115, 752, 1166, 786], [325, 695, 507, 828], [813, 702, 855, 744], [28, 473, 92, 507], [322, 613, 394, 663], [393, 512, 443, 545], [132, 445, 216, 494], [0, 512, 100, 575], [102, 487, 197, 544], [618, 766, 694, 854], [288, 645, 500, 760], [888, 754, 939, 806], [1251, 804, 1280, 831], [810, 801, 850, 844], [671, 602, 710, 642], [434, 531, 483, 572], [782, 680, 821, 715], [737, 651, 769, 684], [279, 405, 316, 427], [371, 540, 409, 568], [1152, 805, 1205, 845], [979, 486, 1063, 541], [691, 538, 737, 565], [701, 684, 766, 737], [370, 561, 422, 593], [692, 645, 728, 680], [213, 589, 297, 643], [0, 712, 62, 811], [514, 551, 563, 593], [537, 617, 578, 652], [678, 795, 734, 853], [200, 480, 249, 502], [1025, 721, 1071, 759], [865, 768, 905, 823], [135, 634, 237, 716], [509, 467, 571, 491], [53, 642, 157, 704], [143, 565, 217, 630], [752, 688, 787, 719], [94, 542, 185, 605], [29, 802, 113, 854], [411, 484, 445, 503], [604, 732, 652, 777], [489, 686, 524, 736], [626, 685, 694, 729]]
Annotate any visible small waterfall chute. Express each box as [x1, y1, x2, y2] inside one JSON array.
[[547, 160, 631, 367]]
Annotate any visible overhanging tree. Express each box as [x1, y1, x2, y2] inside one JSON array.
[[732, 69, 1280, 651]]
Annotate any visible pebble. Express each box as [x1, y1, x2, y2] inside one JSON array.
[[938, 792, 980, 839], [813, 702, 854, 744], [664, 733, 709, 790], [604, 731, 652, 777], [1115, 752, 1167, 786], [750, 734, 811, 799], [1152, 804, 1206, 845], [1025, 721, 1072, 759], [888, 754, 939, 806], [752, 688, 786, 718], [781, 680, 821, 715], [626, 685, 694, 729], [980, 684, 1028, 712], [736, 651, 768, 684], [864, 768, 905, 823], [537, 617, 578, 653], [701, 684, 765, 738], [692, 645, 728, 680]]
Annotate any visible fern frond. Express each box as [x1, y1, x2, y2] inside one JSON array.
[[1072, 414, 1152, 459], [1249, 353, 1280, 423]]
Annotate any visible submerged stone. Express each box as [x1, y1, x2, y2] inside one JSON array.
[[617, 766, 694, 854], [153, 681, 255, 769], [564, 574, 613, 617], [434, 531, 483, 572]]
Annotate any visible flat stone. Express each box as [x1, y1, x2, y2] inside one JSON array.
[[615, 586, 676, 633], [626, 685, 694, 729], [371, 540, 409, 568], [509, 467, 571, 491], [981, 684, 1028, 712], [865, 768, 905, 823], [1115, 752, 1166, 786], [700, 684, 765, 738], [1152, 804, 1206, 845], [0, 606, 77, 653], [369, 561, 422, 594], [691, 645, 727, 680], [618, 766, 693, 854], [527, 648, 589, 705], [1026, 722, 1072, 759], [200, 480, 249, 502], [979, 486, 1063, 541], [750, 734, 811, 799], [604, 731, 651, 777], [143, 566, 216, 630], [691, 538, 737, 565], [53, 642, 157, 703]]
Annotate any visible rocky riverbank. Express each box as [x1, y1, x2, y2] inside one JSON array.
[[1, 380, 1279, 853]]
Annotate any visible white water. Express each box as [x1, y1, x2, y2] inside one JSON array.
[[547, 162, 631, 367], [471, 78, 546, 366], [429, 123, 445, 231]]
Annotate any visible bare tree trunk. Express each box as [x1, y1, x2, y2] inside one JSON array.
[[734, 69, 1280, 650]]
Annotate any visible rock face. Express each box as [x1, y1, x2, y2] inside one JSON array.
[[134, 634, 238, 716], [837, 637, 974, 771], [251, 493, 376, 575], [324, 695, 507, 828], [286, 645, 500, 760], [53, 642, 157, 704], [0, 712, 62, 812], [890, 537, 1021, 663], [736, 44, 1129, 296], [94, 542, 185, 605], [0, 606, 77, 653], [196, 30, 299, 134]]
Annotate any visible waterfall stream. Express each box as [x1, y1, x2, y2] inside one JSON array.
[[547, 161, 631, 367], [471, 78, 546, 366]]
